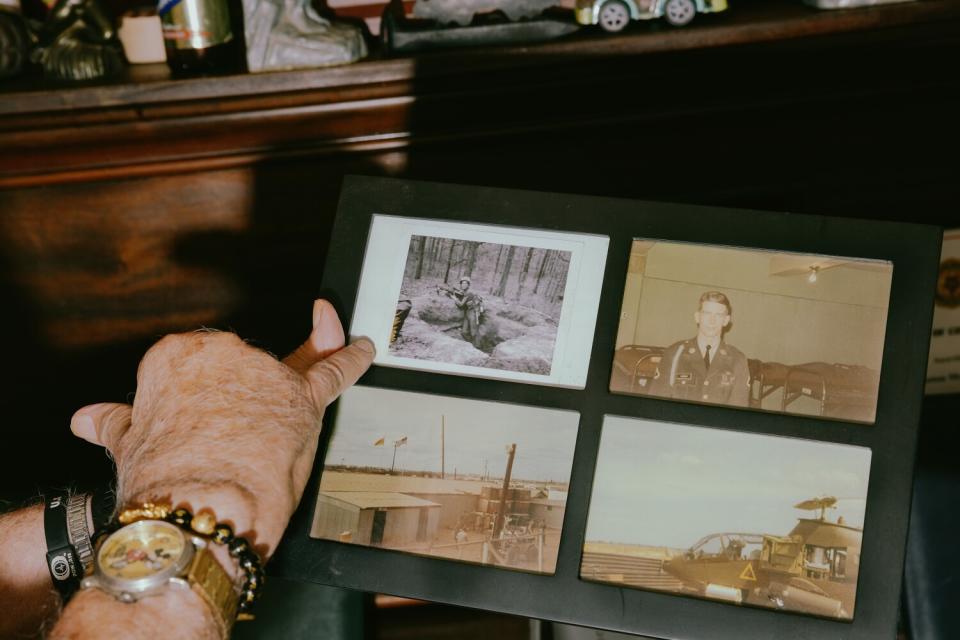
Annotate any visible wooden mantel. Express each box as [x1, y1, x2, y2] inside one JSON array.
[[2, 0, 959, 187]]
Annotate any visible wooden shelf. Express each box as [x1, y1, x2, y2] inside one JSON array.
[[1, 0, 959, 187], [2, 0, 958, 116]]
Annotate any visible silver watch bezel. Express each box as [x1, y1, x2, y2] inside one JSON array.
[[81, 520, 207, 602]]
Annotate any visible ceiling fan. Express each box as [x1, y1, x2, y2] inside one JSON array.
[[768, 255, 886, 282]]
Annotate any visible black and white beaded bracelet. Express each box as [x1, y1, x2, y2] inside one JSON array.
[[165, 507, 265, 619]]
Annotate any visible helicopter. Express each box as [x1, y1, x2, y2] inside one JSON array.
[[660, 495, 863, 619]]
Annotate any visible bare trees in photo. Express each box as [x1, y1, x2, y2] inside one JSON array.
[[494, 246, 516, 298], [405, 236, 571, 315], [516, 247, 534, 300]]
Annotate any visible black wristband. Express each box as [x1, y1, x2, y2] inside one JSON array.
[[44, 493, 82, 598]]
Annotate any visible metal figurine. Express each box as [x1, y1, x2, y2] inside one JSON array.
[[0, 0, 29, 78], [31, 0, 124, 81], [242, 0, 368, 71]]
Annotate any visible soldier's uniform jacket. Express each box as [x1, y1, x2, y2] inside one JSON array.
[[649, 339, 750, 407], [457, 291, 482, 311], [454, 291, 483, 342]]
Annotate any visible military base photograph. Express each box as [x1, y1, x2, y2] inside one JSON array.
[[610, 240, 894, 423], [350, 215, 609, 388], [581, 416, 872, 620], [310, 385, 579, 574]]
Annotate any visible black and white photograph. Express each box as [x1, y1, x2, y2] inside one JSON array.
[[611, 240, 894, 423], [389, 236, 570, 375], [311, 385, 579, 574], [581, 416, 872, 620], [350, 215, 609, 388]]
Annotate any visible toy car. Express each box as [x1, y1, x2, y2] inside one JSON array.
[[575, 0, 727, 32]]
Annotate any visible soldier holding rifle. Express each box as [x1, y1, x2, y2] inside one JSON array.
[[439, 277, 484, 347]]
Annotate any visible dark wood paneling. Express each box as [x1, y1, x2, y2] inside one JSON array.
[[0, 158, 381, 498]]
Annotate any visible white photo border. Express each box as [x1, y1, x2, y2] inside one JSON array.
[[350, 214, 610, 389]]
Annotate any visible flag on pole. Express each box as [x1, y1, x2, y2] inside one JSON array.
[[396, 436, 408, 446], [373, 437, 385, 446]]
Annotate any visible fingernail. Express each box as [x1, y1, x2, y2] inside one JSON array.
[[353, 337, 376, 355], [71, 412, 97, 441], [312, 299, 329, 330]]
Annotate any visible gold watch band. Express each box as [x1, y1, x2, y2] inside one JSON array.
[[188, 547, 239, 640], [115, 502, 259, 629]]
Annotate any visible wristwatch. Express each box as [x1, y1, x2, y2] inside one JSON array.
[[80, 518, 239, 638]]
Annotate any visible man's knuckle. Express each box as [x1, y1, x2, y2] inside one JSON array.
[[326, 360, 348, 389], [306, 367, 334, 404]]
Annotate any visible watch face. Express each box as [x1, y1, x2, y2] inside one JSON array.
[[97, 520, 188, 583]]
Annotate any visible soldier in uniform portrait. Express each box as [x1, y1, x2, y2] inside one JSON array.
[[648, 291, 750, 407]]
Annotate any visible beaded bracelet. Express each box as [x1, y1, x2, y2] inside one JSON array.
[[116, 502, 264, 619], [165, 507, 264, 619]]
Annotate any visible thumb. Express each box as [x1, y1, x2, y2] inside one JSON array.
[[303, 338, 375, 410], [284, 299, 346, 376], [70, 402, 133, 457]]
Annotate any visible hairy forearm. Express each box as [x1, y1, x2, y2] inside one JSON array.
[[50, 584, 220, 640], [0, 503, 60, 638]]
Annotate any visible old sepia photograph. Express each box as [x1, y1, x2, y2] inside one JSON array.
[[389, 236, 570, 375], [311, 386, 579, 574], [350, 215, 609, 388], [610, 240, 893, 423], [581, 416, 872, 620]]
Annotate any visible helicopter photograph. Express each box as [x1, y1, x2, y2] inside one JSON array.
[[581, 416, 871, 619]]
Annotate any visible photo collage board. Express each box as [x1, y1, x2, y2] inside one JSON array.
[[272, 176, 941, 640]]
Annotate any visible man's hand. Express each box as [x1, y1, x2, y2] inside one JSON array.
[[69, 299, 373, 561]]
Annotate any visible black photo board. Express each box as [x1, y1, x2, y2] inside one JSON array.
[[272, 175, 940, 640]]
